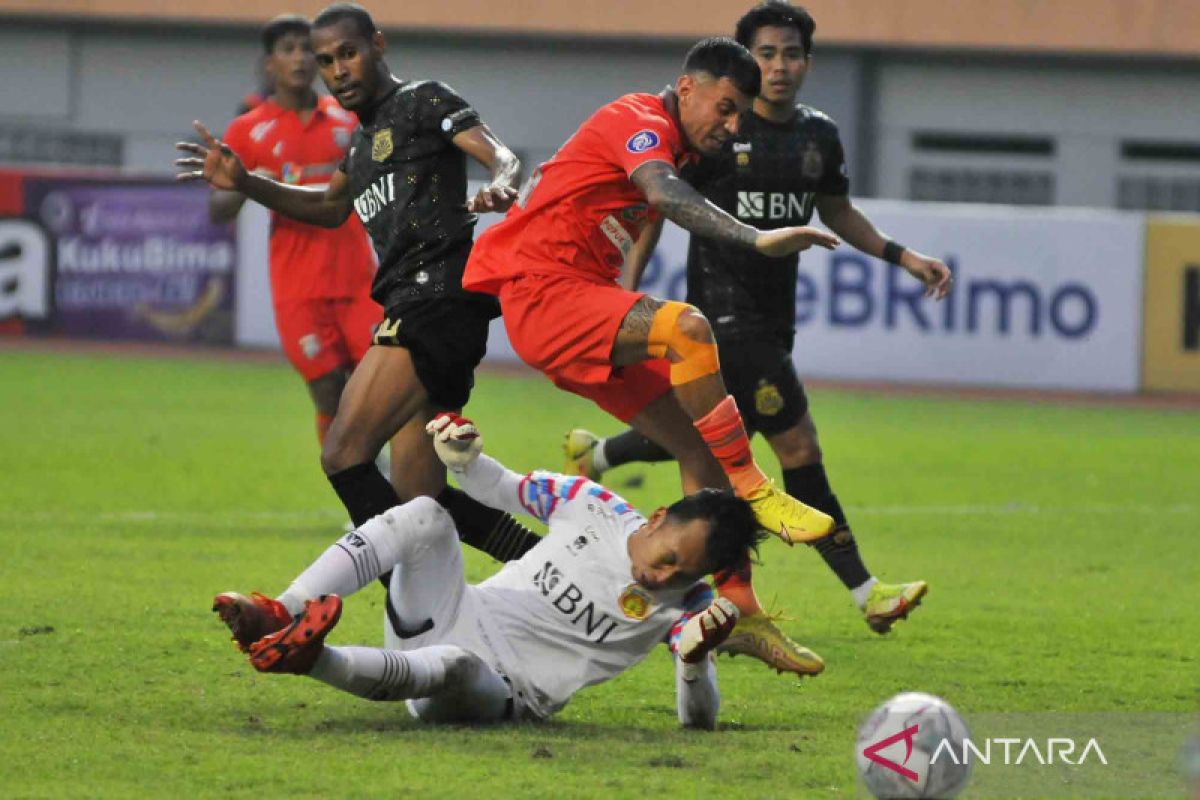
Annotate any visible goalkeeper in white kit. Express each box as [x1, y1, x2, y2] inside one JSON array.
[[212, 413, 765, 727]]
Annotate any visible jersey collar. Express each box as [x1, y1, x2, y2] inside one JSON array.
[[359, 79, 404, 128], [258, 96, 325, 124]]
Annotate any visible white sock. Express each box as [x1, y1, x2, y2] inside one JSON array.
[[276, 580, 317, 617], [310, 645, 457, 701], [851, 577, 879, 610], [591, 440, 611, 473], [274, 507, 416, 614]]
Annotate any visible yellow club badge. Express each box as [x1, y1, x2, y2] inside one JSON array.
[[371, 128, 393, 162], [618, 584, 654, 621], [736, 152, 750, 167], [754, 379, 785, 416]]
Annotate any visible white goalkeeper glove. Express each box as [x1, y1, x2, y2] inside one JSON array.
[[425, 412, 483, 471], [676, 597, 739, 665]]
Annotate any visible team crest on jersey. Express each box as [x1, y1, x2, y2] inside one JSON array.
[[736, 152, 751, 167], [250, 119, 276, 143], [618, 584, 654, 621], [801, 141, 823, 180], [371, 129, 394, 161], [754, 379, 785, 416], [626, 130, 659, 154]]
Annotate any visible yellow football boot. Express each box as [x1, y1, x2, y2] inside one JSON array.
[[562, 428, 603, 481], [715, 612, 825, 676], [863, 580, 928, 634], [745, 480, 835, 544]]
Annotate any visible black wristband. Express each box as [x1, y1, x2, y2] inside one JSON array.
[[882, 240, 906, 265]]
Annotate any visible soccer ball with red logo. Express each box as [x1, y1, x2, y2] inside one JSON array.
[[855, 691, 972, 799]]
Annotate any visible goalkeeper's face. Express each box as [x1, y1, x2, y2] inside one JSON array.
[[627, 509, 711, 591]]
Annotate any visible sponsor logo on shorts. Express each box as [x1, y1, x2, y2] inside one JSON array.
[[626, 129, 660, 154], [299, 333, 321, 360], [373, 315, 401, 345], [754, 379, 785, 416]]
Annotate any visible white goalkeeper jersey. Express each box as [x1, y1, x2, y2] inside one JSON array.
[[456, 455, 709, 720]]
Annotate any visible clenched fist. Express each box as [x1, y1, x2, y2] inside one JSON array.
[[676, 597, 740, 664], [425, 412, 483, 470]]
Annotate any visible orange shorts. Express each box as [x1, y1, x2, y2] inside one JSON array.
[[498, 272, 671, 422], [274, 295, 382, 382]]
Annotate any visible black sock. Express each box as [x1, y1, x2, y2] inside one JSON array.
[[327, 462, 402, 527], [436, 486, 542, 562], [783, 463, 871, 591], [602, 428, 673, 468]]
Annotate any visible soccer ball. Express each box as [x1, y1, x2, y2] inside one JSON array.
[[855, 691, 972, 799]]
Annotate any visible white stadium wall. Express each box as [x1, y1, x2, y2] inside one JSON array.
[[636, 201, 1146, 393], [234, 199, 1147, 393]]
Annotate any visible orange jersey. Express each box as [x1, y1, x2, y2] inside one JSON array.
[[464, 92, 694, 294], [223, 96, 375, 302]]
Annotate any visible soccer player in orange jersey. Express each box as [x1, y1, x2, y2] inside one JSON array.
[[211, 15, 380, 450], [462, 37, 839, 675]]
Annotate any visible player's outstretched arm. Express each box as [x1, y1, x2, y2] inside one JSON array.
[[176, 121, 352, 228], [631, 161, 839, 258], [453, 125, 520, 214], [208, 189, 247, 225], [816, 193, 952, 300], [675, 652, 719, 730], [426, 413, 593, 527], [671, 596, 738, 730], [426, 413, 532, 519]]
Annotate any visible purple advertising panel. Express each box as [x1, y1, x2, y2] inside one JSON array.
[[23, 177, 236, 343]]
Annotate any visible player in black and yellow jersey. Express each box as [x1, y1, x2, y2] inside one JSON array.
[[178, 3, 542, 573]]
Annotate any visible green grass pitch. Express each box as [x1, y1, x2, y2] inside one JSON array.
[[1, 347, 1196, 798]]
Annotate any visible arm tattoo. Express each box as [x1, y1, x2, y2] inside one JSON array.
[[632, 162, 757, 249]]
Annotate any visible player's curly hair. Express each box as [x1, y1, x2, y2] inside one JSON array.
[[683, 37, 761, 99], [261, 14, 311, 54], [666, 489, 766, 575], [735, 1, 816, 56], [313, 2, 377, 41]]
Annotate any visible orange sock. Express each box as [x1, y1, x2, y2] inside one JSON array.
[[316, 413, 334, 446], [694, 396, 767, 497], [714, 557, 762, 616]]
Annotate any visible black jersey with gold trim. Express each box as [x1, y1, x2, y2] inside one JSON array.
[[683, 104, 849, 345], [340, 80, 484, 309]]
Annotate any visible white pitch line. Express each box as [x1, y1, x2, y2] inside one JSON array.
[[855, 503, 1195, 515], [1, 503, 1194, 525]]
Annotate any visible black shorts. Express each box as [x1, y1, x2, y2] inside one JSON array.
[[718, 339, 808, 437], [372, 294, 498, 410]]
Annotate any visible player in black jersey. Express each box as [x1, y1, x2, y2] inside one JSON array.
[[564, 2, 951, 636], [177, 3, 541, 568]]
